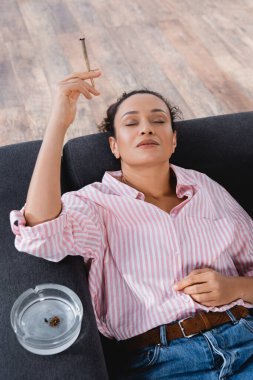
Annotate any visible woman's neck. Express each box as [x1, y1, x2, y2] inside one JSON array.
[[121, 164, 176, 199]]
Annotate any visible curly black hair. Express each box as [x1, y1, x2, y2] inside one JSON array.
[[97, 89, 183, 137]]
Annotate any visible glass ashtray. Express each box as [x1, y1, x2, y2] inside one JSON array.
[[10, 284, 83, 355]]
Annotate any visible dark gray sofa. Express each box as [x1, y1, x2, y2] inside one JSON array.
[[1, 111, 253, 380]]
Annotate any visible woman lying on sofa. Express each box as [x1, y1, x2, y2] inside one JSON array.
[[10, 69, 253, 379]]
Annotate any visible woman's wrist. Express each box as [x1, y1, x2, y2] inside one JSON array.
[[47, 113, 71, 132], [230, 276, 253, 303]]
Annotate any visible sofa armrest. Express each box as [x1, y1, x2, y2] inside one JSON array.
[[1, 142, 109, 380]]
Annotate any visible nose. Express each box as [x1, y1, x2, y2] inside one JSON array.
[[139, 121, 155, 135]]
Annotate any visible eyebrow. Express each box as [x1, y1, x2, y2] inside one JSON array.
[[121, 108, 169, 119]]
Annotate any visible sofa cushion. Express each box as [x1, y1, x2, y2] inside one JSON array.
[[63, 111, 253, 217]]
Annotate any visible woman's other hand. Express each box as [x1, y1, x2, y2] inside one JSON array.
[[174, 268, 239, 307], [48, 70, 102, 130]]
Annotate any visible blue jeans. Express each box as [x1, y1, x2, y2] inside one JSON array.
[[115, 313, 253, 379]]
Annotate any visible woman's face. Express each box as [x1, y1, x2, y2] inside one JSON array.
[[109, 93, 177, 167]]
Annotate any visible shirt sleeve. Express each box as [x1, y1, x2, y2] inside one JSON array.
[[222, 187, 253, 277], [9, 191, 103, 263]]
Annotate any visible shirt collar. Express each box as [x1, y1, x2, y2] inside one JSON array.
[[102, 164, 198, 199], [102, 169, 144, 199], [170, 164, 198, 198]]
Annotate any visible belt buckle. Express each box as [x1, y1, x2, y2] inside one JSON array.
[[178, 316, 199, 338]]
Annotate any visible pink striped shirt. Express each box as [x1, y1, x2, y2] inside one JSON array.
[[10, 164, 253, 341]]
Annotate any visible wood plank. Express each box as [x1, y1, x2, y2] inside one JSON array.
[[159, 16, 253, 113], [203, 11, 253, 67], [106, 24, 193, 117], [136, 0, 173, 22], [0, 0, 29, 42], [19, 1, 73, 87], [45, 0, 78, 34], [83, 0, 146, 28], [0, 106, 33, 146], [0, 37, 21, 108], [6, 39, 52, 140], [18, 0, 56, 37], [132, 20, 223, 118]]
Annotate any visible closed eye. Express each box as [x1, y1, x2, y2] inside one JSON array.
[[125, 121, 165, 126]]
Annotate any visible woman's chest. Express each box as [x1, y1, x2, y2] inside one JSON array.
[[102, 200, 237, 283], [145, 195, 188, 214]]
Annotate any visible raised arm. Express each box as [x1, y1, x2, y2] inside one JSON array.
[[24, 70, 102, 226]]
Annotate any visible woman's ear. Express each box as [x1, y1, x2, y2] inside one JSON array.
[[109, 136, 120, 159]]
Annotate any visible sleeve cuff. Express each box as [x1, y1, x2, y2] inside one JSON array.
[[9, 203, 67, 239]]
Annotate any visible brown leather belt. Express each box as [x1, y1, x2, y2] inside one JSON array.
[[118, 306, 249, 353]]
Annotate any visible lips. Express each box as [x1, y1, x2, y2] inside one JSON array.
[[136, 139, 159, 147]]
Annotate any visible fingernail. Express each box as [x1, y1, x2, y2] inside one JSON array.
[[174, 284, 178, 290], [90, 68, 101, 71]]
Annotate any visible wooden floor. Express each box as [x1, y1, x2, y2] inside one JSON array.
[[1, 0, 253, 147]]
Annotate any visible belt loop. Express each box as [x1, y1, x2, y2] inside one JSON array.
[[226, 308, 239, 325], [159, 325, 168, 346]]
